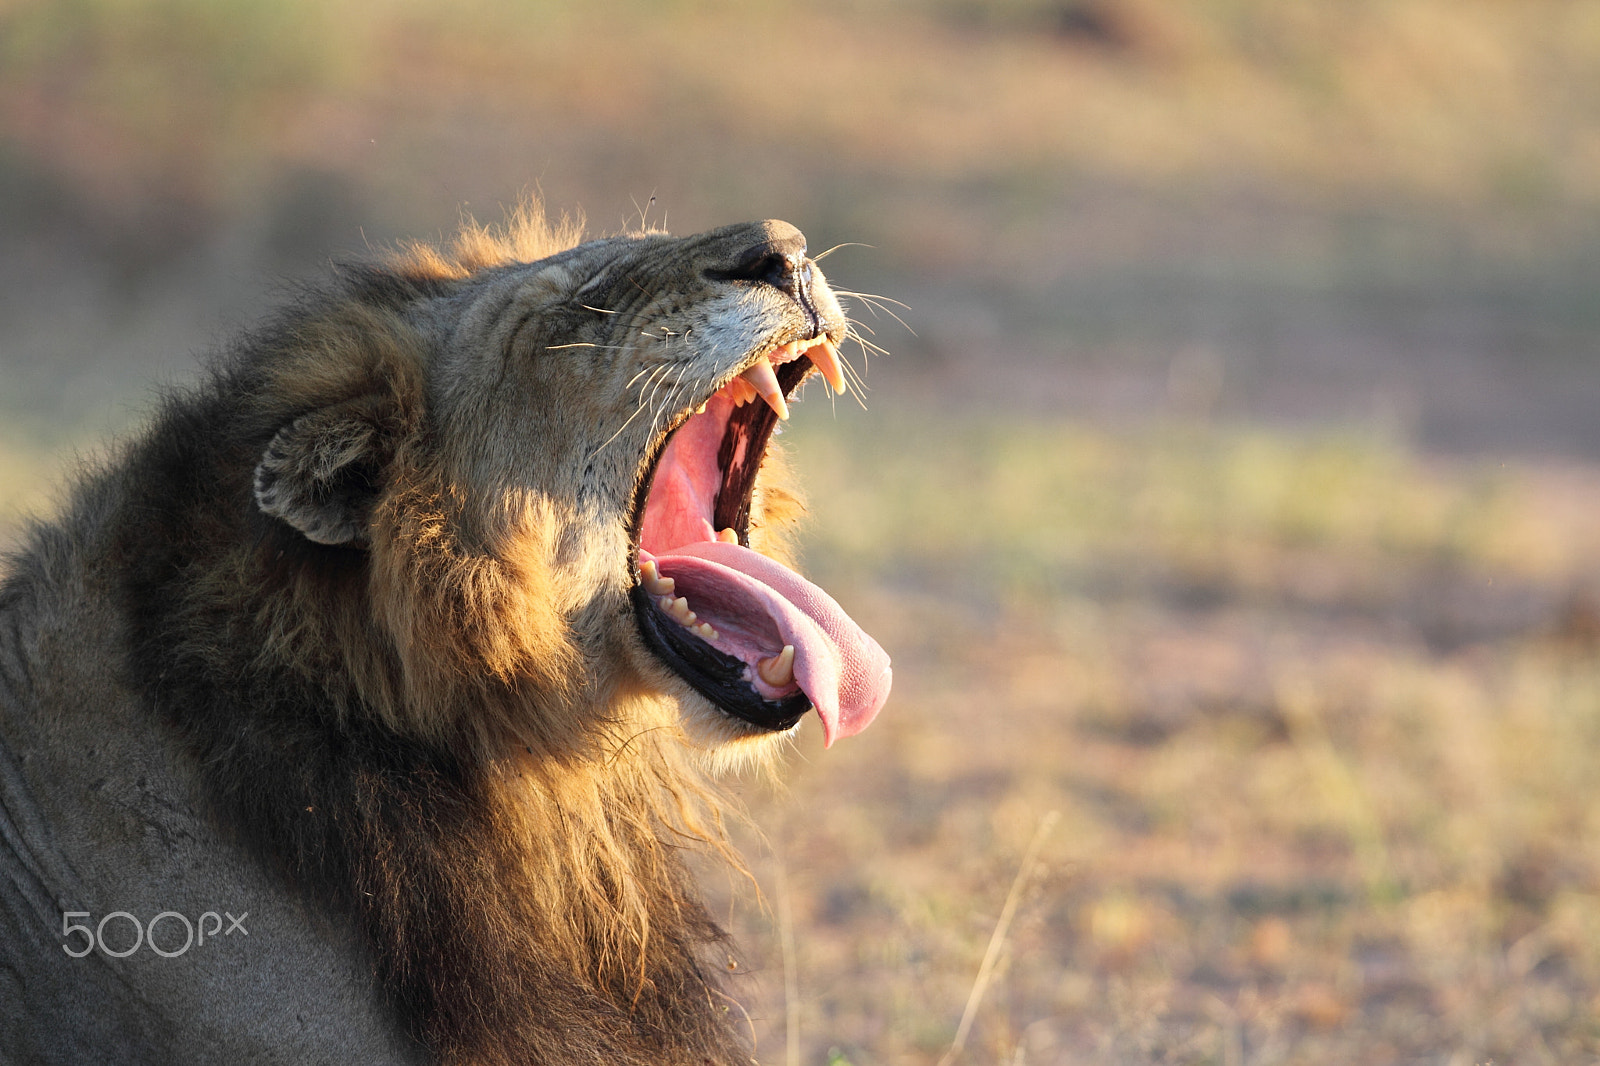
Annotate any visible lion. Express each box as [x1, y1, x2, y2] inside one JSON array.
[[0, 204, 892, 1065]]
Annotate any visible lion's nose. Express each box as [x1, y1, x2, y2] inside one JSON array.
[[724, 242, 806, 297], [706, 222, 810, 300]]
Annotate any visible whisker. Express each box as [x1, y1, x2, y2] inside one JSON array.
[[841, 350, 870, 390], [832, 288, 910, 311], [626, 365, 672, 423], [836, 337, 872, 412], [643, 362, 678, 419], [586, 397, 654, 461], [627, 360, 678, 389], [845, 327, 891, 360], [653, 363, 694, 424], [810, 242, 873, 263], [835, 290, 915, 335]]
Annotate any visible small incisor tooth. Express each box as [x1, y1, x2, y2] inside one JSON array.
[[716, 527, 739, 544], [803, 338, 848, 395], [757, 644, 796, 688], [740, 356, 788, 420]]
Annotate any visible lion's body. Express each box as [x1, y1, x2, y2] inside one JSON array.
[[0, 208, 879, 1064], [0, 478, 419, 1061]]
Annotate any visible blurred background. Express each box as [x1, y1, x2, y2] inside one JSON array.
[[4, 0, 1600, 1062]]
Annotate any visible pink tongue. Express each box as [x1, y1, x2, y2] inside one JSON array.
[[649, 540, 892, 746]]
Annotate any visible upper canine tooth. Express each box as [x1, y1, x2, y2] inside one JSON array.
[[740, 357, 788, 420], [805, 338, 848, 395], [757, 645, 796, 688]]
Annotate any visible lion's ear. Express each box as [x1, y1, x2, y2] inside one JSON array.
[[253, 403, 393, 546]]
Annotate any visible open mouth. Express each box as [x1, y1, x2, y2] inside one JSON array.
[[630, 337, 892, 746]]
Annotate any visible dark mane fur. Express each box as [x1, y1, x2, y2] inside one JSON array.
[[103, 227, 753, 1065]]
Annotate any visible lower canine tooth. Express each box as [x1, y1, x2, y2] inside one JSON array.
[[638, 560, 675, 596], [757, 645, 796, 688], [716, 528, 739, 544]]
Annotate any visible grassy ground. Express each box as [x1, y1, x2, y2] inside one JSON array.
[[699, 405, 1600, 1065], [3, 404, 1598, 1063]]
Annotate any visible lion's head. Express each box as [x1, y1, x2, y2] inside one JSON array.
[[242, 207, 890, 764]]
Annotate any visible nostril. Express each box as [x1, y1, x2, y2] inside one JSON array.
[[744, 251, 799, 289], [706, 237, 809, 295]]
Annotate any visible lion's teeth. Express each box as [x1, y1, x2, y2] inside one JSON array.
[[757, 645, 796, 688], [656, 593, 704, 629], [716, 527, 739, 544], [638, 560, 675, 597], [641, 575, 721, 644], [805, 338, 849, 395], [769, 340, 799, 365], [740, 356, 788, 420]]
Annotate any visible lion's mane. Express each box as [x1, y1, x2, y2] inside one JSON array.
[[64, 207, 780, 1064]]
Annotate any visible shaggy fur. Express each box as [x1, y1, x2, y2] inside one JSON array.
[[0, 205, 848, 1064]]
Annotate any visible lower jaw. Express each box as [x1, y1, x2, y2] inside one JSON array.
[[630, 584, 810, 734]]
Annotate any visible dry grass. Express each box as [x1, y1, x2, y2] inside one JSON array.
[[701, 405, 1600, 1065], [5, 0, 1598, 253], [3, 401, 1599, 1062]]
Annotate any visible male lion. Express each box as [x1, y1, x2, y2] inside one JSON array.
[[0, 207, 892, 1065]]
